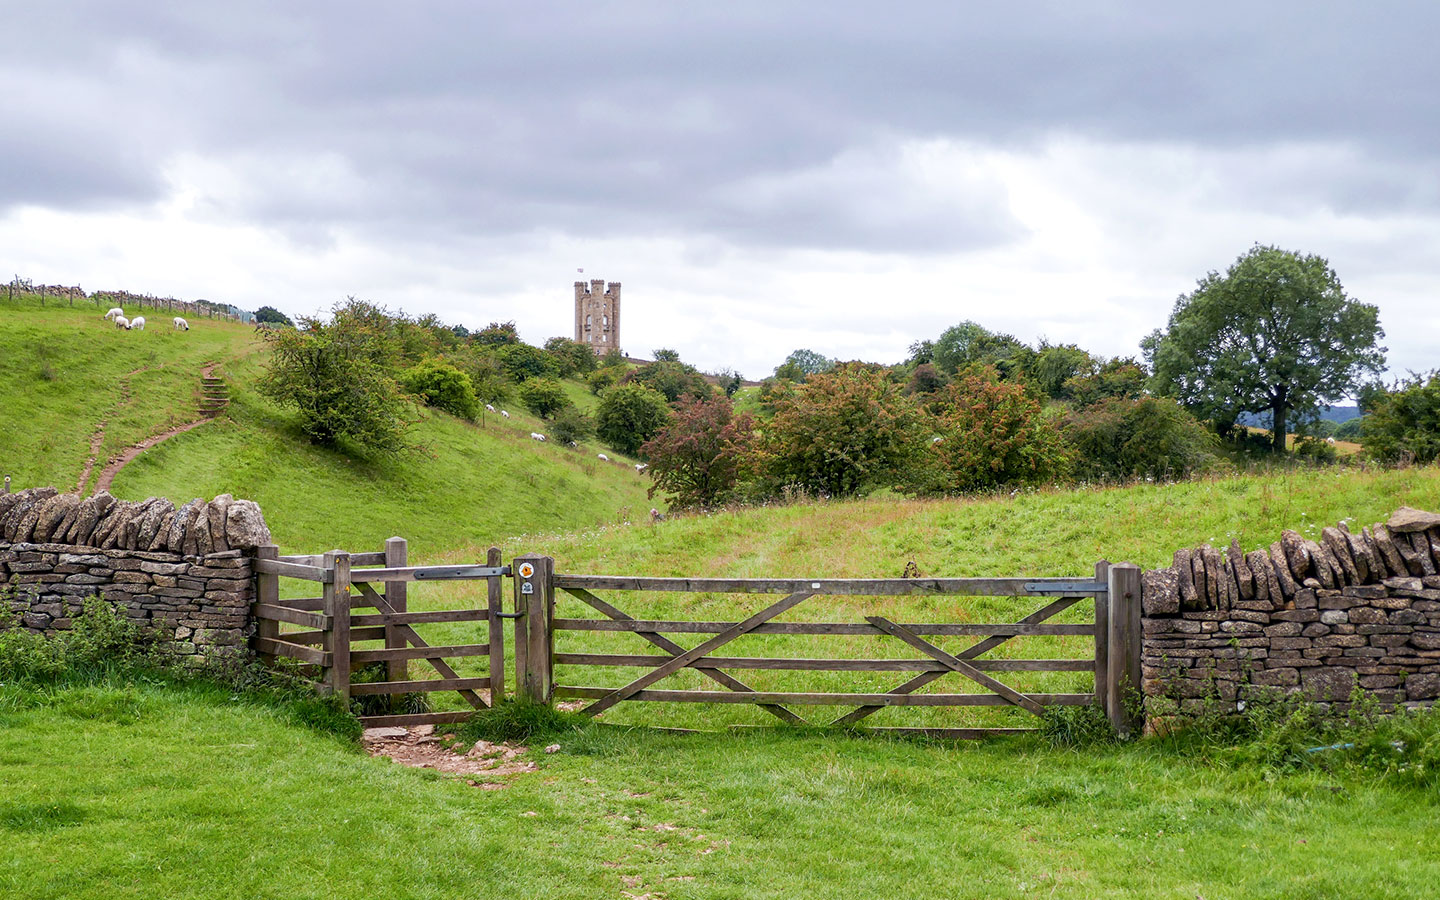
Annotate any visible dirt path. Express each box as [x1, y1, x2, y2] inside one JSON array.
[[89, 363, 220, 495], [362, 725, 541, 786]]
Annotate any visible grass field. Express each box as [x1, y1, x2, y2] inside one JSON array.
[[0, 295, 655, 556]]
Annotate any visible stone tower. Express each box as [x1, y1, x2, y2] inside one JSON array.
[[574, 279, 620, 355]]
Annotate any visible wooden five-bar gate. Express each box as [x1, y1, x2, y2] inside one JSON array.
[[252, 542, 1144, 737]]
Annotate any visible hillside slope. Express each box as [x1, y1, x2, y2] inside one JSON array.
[[0, 299, 654, 555]]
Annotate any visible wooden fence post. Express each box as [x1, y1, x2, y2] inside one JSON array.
[[512, 554, 553, 705], [487, 547, 506, 704], [1106, 562, 1143, 736], [322, 550, 352, 700], [1093, 559, 1110, 714], [254, 544, 280, 664], [383, 537, 408, 684]]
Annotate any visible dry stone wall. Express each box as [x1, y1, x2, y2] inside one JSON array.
[[1140, 507, 1440, 719], [0, 487, 273, 665]]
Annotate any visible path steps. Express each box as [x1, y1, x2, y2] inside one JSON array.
[[200, 374, 230, 416]]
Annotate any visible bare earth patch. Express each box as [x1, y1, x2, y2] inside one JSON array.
[[362, 724, 537, 787]]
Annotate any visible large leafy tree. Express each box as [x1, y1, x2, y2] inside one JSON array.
[[1361, 372, 1440, 465], [1143, 245, 1385, 452], [930, 321, 1036, 381]]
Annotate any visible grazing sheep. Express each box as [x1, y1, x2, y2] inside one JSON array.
[[635, 463, 648, 473], [500, 410, 510, 418], [173, 316, 189, 331], [1326, 437, 1337, 445], [597, 453, 609, 461], [114, 315, 130, 330], [130, 316, 146, 331], [530, 432, 546, 442], [485, 404, 495, 412], [104, 307, 123, 321]]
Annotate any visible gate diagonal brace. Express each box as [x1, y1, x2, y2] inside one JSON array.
[[352, 580, 487, 709], [580, 590, 816, 718], [564, 588, 807, 725], [867, 616, 1044, 716], [830, 595, 1083, 727]]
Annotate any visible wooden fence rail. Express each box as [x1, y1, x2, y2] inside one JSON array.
[[250, 546, 1145, 737]]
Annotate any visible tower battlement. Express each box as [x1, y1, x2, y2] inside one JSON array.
[[575, 279, 620, 355]]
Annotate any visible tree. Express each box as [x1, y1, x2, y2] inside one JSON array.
[[761, 363, 923, 498], [493, 343, 555, 383], [518, 377, 570, 419], [926, 366, 1071, 493], [1064, 396, 1219, 482], [1063, 358, 1147, 407], [550, 406, 595, 445], [652, 348, 682, 362], [474, 320, 520, 347], [623, 360, 711, 403], [640, 395, 757, 508], [931, 322, 1035, 380], [1361, 372, 1440, 465], [400, 358, 480, 420], [596, 383, 672, 456], [1144, 245, 1385, 452], [257, 300, 412, 454], [1032, 342, 1094, 399], [253, 305, 293, 327], [543, 336, 598, 377], [773, 348, 835, 382]]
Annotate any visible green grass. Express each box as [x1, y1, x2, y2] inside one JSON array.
[[0, 296, 655, 555], [2, 676, 1438, 899]]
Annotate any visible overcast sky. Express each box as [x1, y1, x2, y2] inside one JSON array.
[[4, 2, 1438, 380]]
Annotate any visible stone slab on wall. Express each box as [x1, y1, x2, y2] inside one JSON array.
[[1140, 507, 1440, 718]]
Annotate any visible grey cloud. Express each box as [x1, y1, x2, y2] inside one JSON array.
[[3, 1, 1439, 253]]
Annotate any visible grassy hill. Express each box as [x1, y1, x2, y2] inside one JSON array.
[[0, 296, 654, 556]]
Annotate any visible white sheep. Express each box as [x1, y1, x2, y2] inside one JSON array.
[[114, 315, 130, 330], [530, 432, 546, 442], [173, 316, 189, 331], [1326, 437, 1337, 445], [130, 316, 146, 331], [597, 453, 609, 461], [500, 410, 510, 419], [635, 463, 648, 472], [485, 404, 495, 412], [104, 307, 123, 321]]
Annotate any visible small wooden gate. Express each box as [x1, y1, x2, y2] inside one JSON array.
[[252, 539, 509, 728]]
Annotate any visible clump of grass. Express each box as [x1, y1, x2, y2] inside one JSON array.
[[1038, 702, 1118, 747], [347, 662, 431, 718], [451, 699, 591, 744], [1153, 689, 1440, 788]]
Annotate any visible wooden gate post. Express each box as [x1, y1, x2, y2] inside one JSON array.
[[1092, 559, 1111, 715], [1106, 562, 1142, 736], [322, 550, 353, 701], [487, 547, 506, 704], [383, 537, 408, 684], [254, 544, 280, 664], [512, 554, 554, 705]]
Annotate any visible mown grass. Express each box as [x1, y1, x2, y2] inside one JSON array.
[[2, 675, 1439, 899]]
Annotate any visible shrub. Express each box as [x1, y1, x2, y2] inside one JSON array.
[[1064, 395, 1220, 481], [761, 363, 924, 498], [400, 358, 480, 420], [518, 377, 570, 419], [640, 394, 757, 508], [1361, 371, 1440, 465], [925, 366, 1071, 493], [587, 366, 624, 395], [253, 305, 293, 327], [596, 383, 672, 456], [473, 320, 520, 347], [550, 406, 595, 444], [257, 299, 414, 454], [494, 343, 556, 383], [0, 599, 149, 683], [622, 360, 712, 403]]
